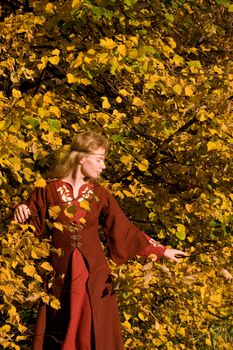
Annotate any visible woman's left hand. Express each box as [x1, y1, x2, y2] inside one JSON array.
[[163, 248, 188, 262]]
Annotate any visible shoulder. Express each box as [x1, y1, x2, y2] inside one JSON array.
[[93, 184, 111, 198], [30, 179, 61, 197], [93, 184, 120, 209]]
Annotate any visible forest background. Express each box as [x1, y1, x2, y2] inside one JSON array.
[[0, 0, 232, 349]]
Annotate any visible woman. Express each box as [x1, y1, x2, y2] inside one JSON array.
[[14, 131, 187, 350]]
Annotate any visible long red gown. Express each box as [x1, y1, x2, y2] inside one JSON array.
[[27, 180, 166, 350]]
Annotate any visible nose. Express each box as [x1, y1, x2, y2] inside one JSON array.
[[101, 161, 106, 170]]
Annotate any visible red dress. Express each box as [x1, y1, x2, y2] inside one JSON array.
[[27, 180, 166, 350]]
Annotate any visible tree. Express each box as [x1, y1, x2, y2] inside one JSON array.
[[0, 1, 232, 349]]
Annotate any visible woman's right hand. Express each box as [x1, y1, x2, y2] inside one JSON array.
[[14, 204, 31, 224]]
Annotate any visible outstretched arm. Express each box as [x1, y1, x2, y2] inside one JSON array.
[[140, 234, 187, 262]]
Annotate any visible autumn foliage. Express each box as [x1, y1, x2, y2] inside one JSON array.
[[0, 0, 232, 349]]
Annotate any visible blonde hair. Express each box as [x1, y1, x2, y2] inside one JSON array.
[[45, 131, 108, 179]]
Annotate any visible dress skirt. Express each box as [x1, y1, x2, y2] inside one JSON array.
[[33, 248, 93, 350]]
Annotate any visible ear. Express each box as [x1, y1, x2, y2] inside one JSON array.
[[79, 157, 84, 165]]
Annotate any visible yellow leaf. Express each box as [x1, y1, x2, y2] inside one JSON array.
[[185, 203, 193, 213], [116, 96, 122, 103], [43, 92, 54, 104], [79, 199, 91, 211], [49, 106, 61, 117], [23, 265, 36, 276], [123, 311, 131, 321], [12, 89, 22, 99], [16, 335, 27, 342], [72, 0, 83, 8], [178, 327, 186, 336], [67, 73, 78, 83], [184, 85, 193, 96], [49, 56, 60, 65], [138, 312, 147, 321], [123, 190, 134, 197], [0, 120, 9, 131], [120, 155, 133, 165], [87, 49, 95, 55], [67, 45, 75, 51], [52, 49, 60, 56], [17, 139, 27, 150], [138, 159, 149, 171], [50, 297, 60, 310], [98, 53, 109, 64], [207, 141, 223, 151], [132, 97, 144, 107], [53, 222, 64, 231], [49, 205, 61, 219], [45, 3, 54, 12], [117, 44, 127, 56], [100, 38, 117, 50], [209, 293, 222, 305], [167, 37, 176, 49], [80, 78, 91, 85], [0, 91, 5, 98], [173, 84, 182, 95], [119, 89, 129, 96], [34, 274, 43, 282], [79, 217, 86, 224], [122, 320, 132, 332], [0, 325, 11, 332], [40, 262, 54, 271], [34, 178, 47, 187], [172, 54, 184, 66], [102, 96, 111, 109]]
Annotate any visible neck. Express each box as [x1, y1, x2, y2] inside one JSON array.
[[62, 170, 86, 190]]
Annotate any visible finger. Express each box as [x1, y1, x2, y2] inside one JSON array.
[[175, 250, 188, 257], [21, 205, 31, 220], [15, 213, 23, 224], [17, 207, 29, 223], [18, 208, 26, 222]]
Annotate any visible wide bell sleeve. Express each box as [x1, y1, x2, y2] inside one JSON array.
[[139, 233, 166, 260], [101, 190, 166, 265], [27, 186, 48, 237]]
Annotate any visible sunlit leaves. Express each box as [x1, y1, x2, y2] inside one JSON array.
[[34, 178, 47, 187], [40, 262, 53, 272], [100, 38, 117, 50], [48, 205, 61, 219], [0, 0, 232, 348], [64, 204, 77, 218], [101, 96, 111, 109], [79, 199, 91, 211]]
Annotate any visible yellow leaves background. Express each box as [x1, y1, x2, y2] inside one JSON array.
[[0, 0, 232, 348]]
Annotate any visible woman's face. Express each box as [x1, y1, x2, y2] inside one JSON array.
[[79, 147, 106, 179]]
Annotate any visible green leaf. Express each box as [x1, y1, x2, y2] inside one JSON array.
[[188, 60, 202, 68], [48, 119, 61, 132], [165, 12, 174, 22], [112, 134, 123, 143], [124, 0, 138, 7], [215, 0, 230, 7], [176, 224, 186, 240], [28, 118, 40, 130]]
